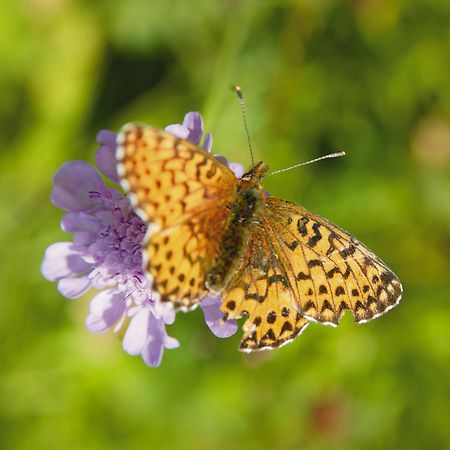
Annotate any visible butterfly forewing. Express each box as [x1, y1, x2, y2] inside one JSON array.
[[116, 124, 237, 307], [264, 198, 402, 325], [117, 125, 237, 228]]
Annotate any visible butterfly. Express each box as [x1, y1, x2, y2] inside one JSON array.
[[116, 124, 403, 352]]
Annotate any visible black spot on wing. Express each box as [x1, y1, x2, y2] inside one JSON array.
[[320, 299, 333, 313], [267, 311, 277, 324], [339, 245, 356, 259], [262, 328, 276, 342], [307, 259, 322, 268], [245, 293, 265, 303], [226, 300, 236, 311], [286, 240, 300, 251], [281, 321, 294, 334], [319, 285, 328, 294], [307, 222, 322, 248], [326, 268, 340, 278], [296, 271, 310, 280], [303, 300, 316, 314], [297, 217, 309, 237], [335, 286, 345, 296]]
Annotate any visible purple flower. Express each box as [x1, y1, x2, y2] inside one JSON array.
[[42, 112, 242, 367], [200, 295, 238, 338]]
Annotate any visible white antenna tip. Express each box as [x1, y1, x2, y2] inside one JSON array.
[[234, 85, 243, 100]]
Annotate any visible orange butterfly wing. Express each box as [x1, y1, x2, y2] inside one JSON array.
[[116, 124, 237, 308], [221, 197, 402, 351]]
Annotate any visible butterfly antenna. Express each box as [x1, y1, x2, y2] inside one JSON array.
[[265, 151, 346, 178], [234, 85, 255, 167]]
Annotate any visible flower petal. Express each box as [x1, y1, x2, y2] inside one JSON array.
[[58, 275, 91, 299], [142, 314, 165, 367], [165, 112, 205, 146], [200, 296, 238, 338], [122, 307, 150, 355], [86, 289, 126, 333], [202, 132, 212, 152], [41, 242, 92, 281], [143, 312, 180, 367], [73, 231, 96, 247], [152, 300, 176, 325], [61, 212, 98, 233], [165, 124, 189, 140], [51, 161, 104, 212], [228, 162, 245, 179], [164, 335, 180, 350], [96, 130, 120, 183], [182, 112, 203, 145]]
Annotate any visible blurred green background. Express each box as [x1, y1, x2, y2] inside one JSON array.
[[1, 0, 449, 449]]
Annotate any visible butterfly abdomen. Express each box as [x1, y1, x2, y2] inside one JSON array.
[[206, 187, 263, 293]]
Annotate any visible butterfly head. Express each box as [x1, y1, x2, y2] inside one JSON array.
[[241, 161, 269, 184]]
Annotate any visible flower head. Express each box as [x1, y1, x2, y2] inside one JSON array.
[[42, 112, 241, 366]]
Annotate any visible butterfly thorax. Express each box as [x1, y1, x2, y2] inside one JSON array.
[[205, 162, 268, 293]]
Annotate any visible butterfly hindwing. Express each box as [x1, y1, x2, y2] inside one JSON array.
[[146, 207, 231, 307], [220, 224, 310, 351]]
